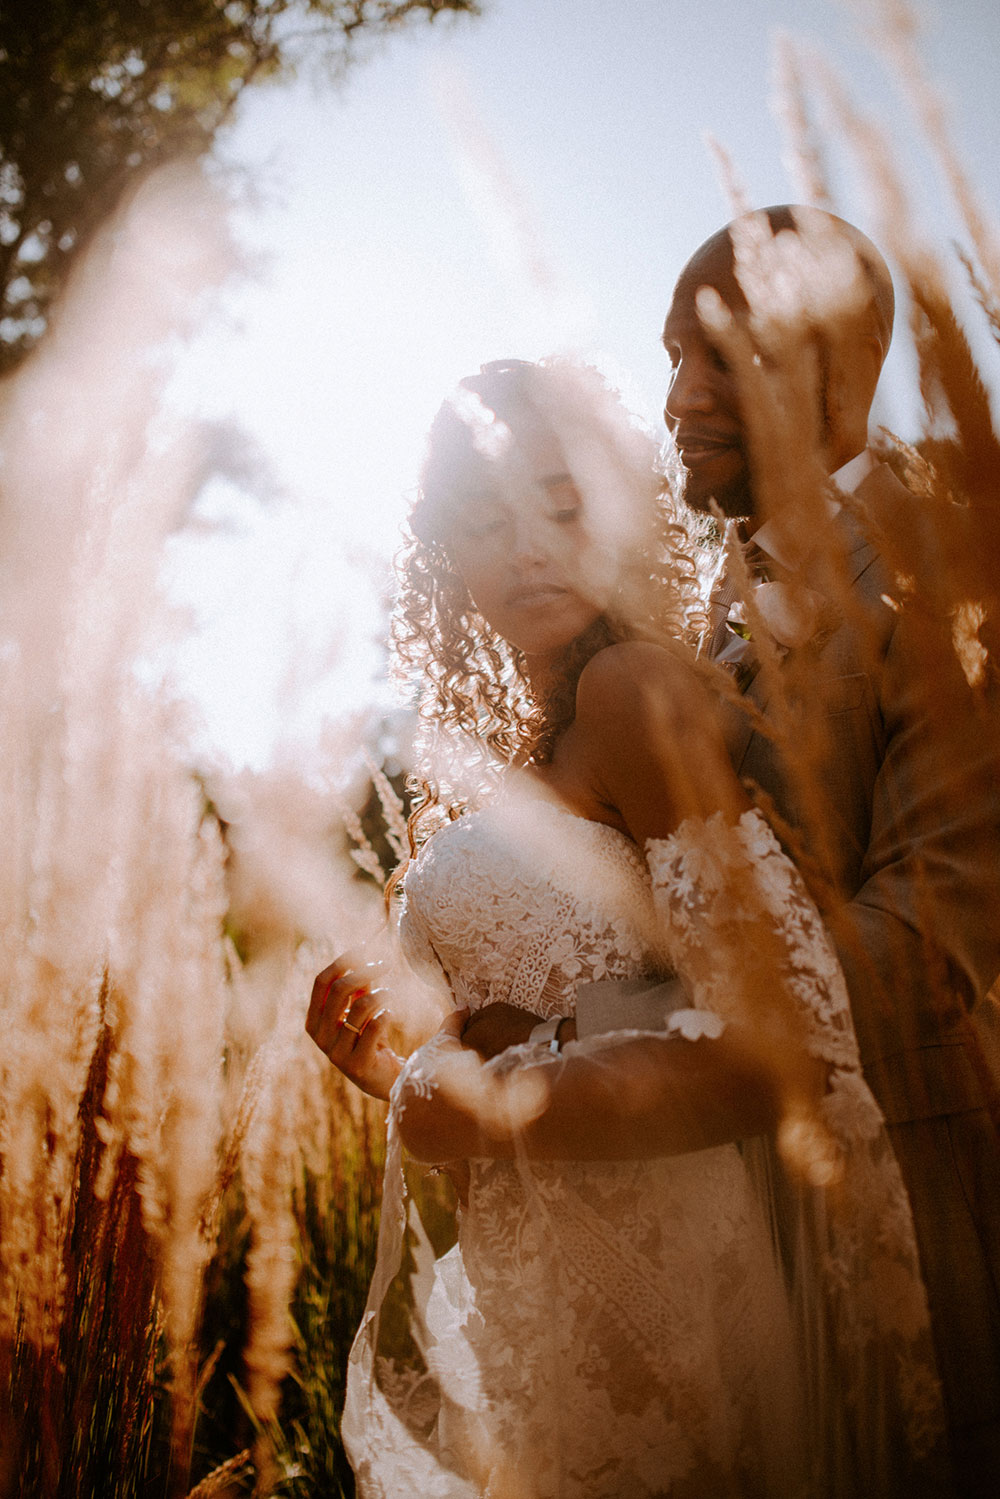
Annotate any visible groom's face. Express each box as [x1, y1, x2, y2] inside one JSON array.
[[662, 243, 755, 520]]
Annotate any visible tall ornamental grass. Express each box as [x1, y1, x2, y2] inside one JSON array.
[[0, 162, 390, 1497], [1, 2, 998, 1495]]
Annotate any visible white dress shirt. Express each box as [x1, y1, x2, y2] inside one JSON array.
[[704, 447, 875, 665]]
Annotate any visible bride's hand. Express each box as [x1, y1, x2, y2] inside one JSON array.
[[307, 951, 402, 1101], [460, 1001, 542, 1059]]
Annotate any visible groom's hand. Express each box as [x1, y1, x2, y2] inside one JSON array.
[[460, 1002, 541, 1059]]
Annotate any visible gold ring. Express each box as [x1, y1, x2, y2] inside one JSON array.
[[341, 1019, 362, 1035]]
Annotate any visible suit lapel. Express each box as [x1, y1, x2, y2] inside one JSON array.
[[712, 461, 894, 774], [718, 688, 757, 774]]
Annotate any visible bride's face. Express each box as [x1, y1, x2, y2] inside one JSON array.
[[445, 425, 617, 662]]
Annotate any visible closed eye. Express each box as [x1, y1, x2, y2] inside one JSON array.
[[462, 516, 506, 539], [459, 495, 507, 539], [541, 473, 582, 521]]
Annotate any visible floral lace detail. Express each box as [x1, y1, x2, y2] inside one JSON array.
[[399, 792, 667, 1018], [647, 809, 945, 1467], [347, 799, 804, 1497], [345, 800, 946, 1497], [646, 808, 858, 1070]]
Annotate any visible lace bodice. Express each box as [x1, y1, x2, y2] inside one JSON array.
[[399, 789, 668, 1019]]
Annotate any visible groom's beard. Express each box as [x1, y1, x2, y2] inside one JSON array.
[[680, 388, 835, 524], [680, 459, 756, 522]]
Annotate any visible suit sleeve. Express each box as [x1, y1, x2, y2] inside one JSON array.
[[831, 595, 1000, 1116]]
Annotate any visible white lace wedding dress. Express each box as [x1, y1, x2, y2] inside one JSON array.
[[342, 790, 946, 1499]]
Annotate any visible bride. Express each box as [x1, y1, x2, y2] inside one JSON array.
[[307, 359, 945, 1497]]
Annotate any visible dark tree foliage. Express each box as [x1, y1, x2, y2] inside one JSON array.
[[0, 0, 479, 372]]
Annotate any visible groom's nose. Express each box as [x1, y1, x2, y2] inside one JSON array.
[[664, 349, 717, 426]]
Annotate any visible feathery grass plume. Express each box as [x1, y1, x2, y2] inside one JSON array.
[[0, 160, 252, 1495], [704, 133, 754, 219], [771, 32, 835, 210], [952, 600, 989, 689], [691, 209, 895, 1171], [800, 35, 996, 503], [256, 953, 390, 1495], [797, 40, 1000, 662], [342, 802, 388, 884], [238, 974, 306, 1488], [702, 207, 864, 556], [0, 465, 164, 1361], [850, 0, 1000, 305], [705, 32, 1000, 1183], [955, 242, 1000, 348], [183, 1448, 254, 1498], [903, 270, 1000, 527], [211, 753, 380, 962], [202, 1016, 273, 1253], [0, 118, 393, 1496], [0, 170, 230, 1377], [844, 196, 1000, 522], [431, 62, 587, 352], [99, 708, 231, 1485], [230, 947, 359, 1475], [1, 1024, 164, 1498], [795, 40, 914, 242], [362, 751, 409, 865]]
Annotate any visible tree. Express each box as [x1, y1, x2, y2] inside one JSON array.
[[0, 0, 479, 373]]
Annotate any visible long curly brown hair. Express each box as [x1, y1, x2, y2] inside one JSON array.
[[390, 359, 704, 881]]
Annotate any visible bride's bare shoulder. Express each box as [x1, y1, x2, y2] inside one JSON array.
[[575, 640, 704, 727], [571, 641, 739, 835]]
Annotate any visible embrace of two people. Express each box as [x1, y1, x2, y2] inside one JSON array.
[[306, 205, 1000, 1498]]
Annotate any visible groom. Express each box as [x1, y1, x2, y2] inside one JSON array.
[[462, 206, 1000, 1493]]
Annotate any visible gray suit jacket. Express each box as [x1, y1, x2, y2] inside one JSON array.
[[719, 461, 1000, 1125], [716, 460, 1000, 1487]]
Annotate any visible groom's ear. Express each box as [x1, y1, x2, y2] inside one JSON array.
[[821, 331, 883, 445]]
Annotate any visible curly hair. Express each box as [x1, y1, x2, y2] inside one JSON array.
[[389, 359, 704, 884]]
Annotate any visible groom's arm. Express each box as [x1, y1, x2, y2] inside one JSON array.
[[396, 1013, 787, 1163], [831, 580, 1000, 1108]]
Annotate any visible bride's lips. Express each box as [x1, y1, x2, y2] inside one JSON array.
[[506, 583, 569, 607]]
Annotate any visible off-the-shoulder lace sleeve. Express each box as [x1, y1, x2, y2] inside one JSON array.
[[647, 808, 858, 1069]]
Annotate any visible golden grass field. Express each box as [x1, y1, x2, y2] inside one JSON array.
[[1, 4, 998, 1495]]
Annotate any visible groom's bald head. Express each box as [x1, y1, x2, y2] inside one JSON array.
[[675, 205, 894, 355], [662, 205, 895, 519]]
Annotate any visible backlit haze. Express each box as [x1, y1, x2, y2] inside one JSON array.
[[159, 0, 1000, 771]]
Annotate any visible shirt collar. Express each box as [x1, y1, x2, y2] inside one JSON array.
[[830, 446, 876, 495], [751, 447, 873, 570]]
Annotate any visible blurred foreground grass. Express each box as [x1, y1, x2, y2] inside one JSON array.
[[2, 1007, 390, 1499]]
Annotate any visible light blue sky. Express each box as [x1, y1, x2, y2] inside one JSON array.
[[168, 0, 1000, 766], [216, 0, 1000, 496]]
